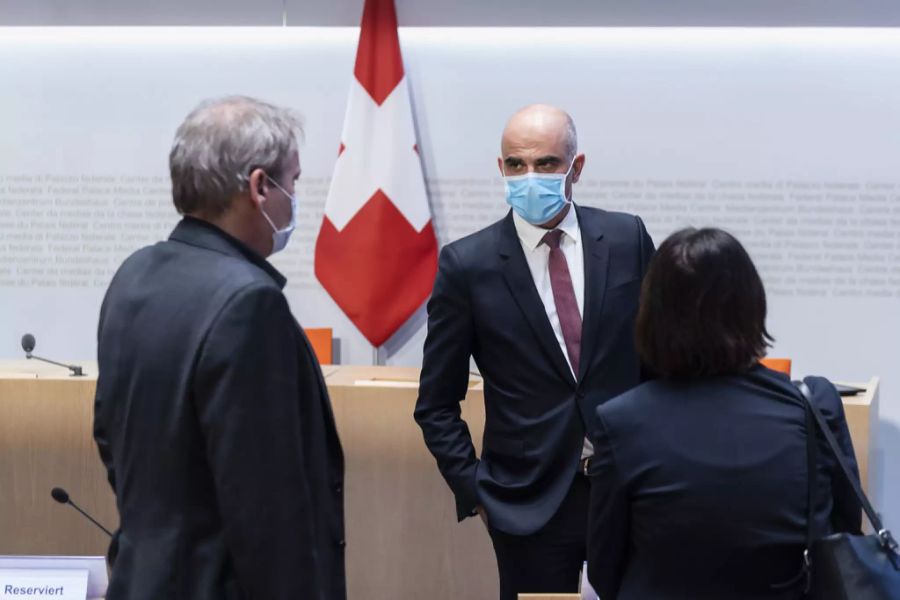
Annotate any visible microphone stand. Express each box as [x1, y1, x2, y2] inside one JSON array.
[[25, 353, 84, 377]]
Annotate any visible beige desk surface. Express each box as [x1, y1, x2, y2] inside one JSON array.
[[319, 364, 341, 379], [325, 365, 492, 598], [834, 377, 879, 495]]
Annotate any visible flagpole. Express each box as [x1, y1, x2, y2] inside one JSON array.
[[372, 345, 384, 366]]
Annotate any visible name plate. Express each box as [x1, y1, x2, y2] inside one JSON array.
[[0, 569, 88, 600]]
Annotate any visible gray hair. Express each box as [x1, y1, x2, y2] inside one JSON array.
[[169, 96, 304, 217]]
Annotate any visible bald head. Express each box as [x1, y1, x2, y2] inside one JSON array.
[[497, 104, 584, 207], [501, 104, 578, 167], [496, 104, 585, 227]]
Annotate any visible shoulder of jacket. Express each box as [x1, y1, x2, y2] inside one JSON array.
[[442, 217, 508, 260]]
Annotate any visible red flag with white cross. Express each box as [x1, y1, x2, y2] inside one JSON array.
[[315, 0, 438, 348]]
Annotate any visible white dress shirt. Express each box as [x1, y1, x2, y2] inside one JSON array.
[[512, 205, 594, 459]]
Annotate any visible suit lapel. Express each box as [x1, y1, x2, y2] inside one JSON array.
[[576, 206, 609, 382], [498, 212, 576, 387]]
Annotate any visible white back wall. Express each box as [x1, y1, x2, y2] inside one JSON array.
[[0, 26, 897, 522]]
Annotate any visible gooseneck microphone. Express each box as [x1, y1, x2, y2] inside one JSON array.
[[50, 487, 113, 538], [21, 333, 84, 377]]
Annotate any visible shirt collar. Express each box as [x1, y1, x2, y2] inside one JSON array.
[[512, 203, 581, 251]]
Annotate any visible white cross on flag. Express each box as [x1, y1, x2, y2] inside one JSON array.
[[315, 0, 438, 348]]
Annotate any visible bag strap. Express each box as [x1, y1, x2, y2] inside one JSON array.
[[795, 381, 898, 555], [802, 387, 817, 562]]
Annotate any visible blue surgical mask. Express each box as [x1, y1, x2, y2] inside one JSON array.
[[503, 158, 575, 225], [260, 175, 297, 254]]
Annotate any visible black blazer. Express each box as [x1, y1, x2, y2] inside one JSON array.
[[587, 366, 863, 600], [94, 218, 345, 600], [415, 205, 654, 535]]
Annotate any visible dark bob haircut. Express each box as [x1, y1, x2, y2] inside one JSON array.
[[635, 227, 773, 379]]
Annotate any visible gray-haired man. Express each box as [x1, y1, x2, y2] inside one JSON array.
[[94, 96, 345, 600]]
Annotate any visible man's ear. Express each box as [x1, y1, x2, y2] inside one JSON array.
[[247, 168, 269, 208], [571, 154, 586, 184], [497, 156, 505, 177]]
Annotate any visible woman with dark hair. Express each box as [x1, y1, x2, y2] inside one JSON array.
[[586, 227, 862, 600]]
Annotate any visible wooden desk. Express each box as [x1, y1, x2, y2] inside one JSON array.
[[838, 378, 879, 495], [0, 362, 497, 599], [0, 360, 110, 557], [0, 363, 879, 600], [324, 366, 495, 598]]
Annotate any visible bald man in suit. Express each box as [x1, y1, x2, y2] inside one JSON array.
[[415, 104, 654, 599]]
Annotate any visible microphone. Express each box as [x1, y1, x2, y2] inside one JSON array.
[[50, 487, 113, 538], [21, 333, 84, 377]]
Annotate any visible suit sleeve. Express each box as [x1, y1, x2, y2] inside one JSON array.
[[194, 284, 322, 598], [92, 396, 121, 565], [587, 409, 629, 600], [93, 294, 117, 492], [93, 296, 121, 566], [414, 244, 480, 521], [635, 215, 655, 274], [635, 215, 656, 382], [805, 376, 863, 535], [93, 386, 116, 490]]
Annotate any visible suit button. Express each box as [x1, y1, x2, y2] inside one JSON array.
[[335, 484, 343, 494], [338, 539, 346, 548]]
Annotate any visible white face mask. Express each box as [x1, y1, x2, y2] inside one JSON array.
[[260, 175, 297, 254]]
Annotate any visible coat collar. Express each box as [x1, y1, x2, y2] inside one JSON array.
[[168, 216, 287, 289]]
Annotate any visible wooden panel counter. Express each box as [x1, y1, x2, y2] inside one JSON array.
[[0, 362, 878, 599]]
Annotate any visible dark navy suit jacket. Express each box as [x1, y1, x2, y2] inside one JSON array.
[[415, 205, 654, 535], [587, 366, 862, 600], [95, 218, 345, 600]]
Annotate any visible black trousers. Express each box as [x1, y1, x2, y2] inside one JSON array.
[[488, 474, 590, 600]]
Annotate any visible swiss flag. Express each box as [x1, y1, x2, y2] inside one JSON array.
[[315, 0, 438, 348]]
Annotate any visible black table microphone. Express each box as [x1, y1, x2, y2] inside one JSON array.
[[21, 333, 84, 377], [50, 487, 113, 537]]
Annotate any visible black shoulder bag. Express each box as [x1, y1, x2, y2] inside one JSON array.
[[797, 381, 900, 599]]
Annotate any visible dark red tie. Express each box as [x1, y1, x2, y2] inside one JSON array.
[[542, 229, 581, 378]]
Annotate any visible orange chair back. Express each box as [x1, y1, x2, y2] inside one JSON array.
[[760, 357, 791, 377], [304, 328, 333, 365]]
